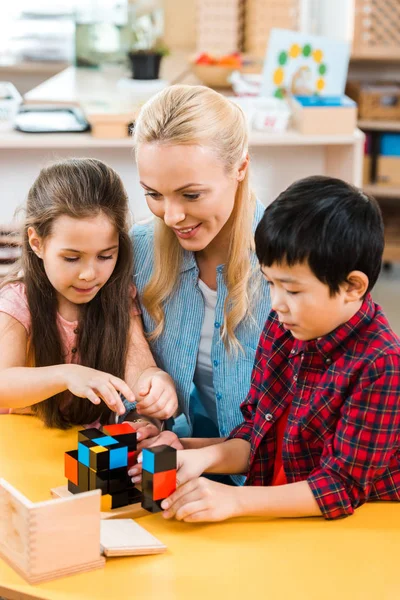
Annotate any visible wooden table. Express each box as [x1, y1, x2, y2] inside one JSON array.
[[0, 415, 398, 600]]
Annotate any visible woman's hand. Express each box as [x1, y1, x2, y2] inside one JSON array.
[[64, 364, 134, 416], [134, 368, 178, 420], [161, 477, 241, 523]]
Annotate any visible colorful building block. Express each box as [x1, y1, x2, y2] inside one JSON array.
[[88, 445, 109, 471], [64, 426, 143, 511], [78, 428, 107, 443], [109, 443, 128, 470], [142, 445, 177, 474], [78, 440, 97, 468], [89, 469, 109, 495], [141, 447, 177, 513], [64, 450, 78, 486]]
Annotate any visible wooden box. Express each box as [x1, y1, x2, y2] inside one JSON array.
[[346, 81, 400, 120], [0, 480, 104, 584], [377, 156, 400, 186], [290, 95, 357, 136]]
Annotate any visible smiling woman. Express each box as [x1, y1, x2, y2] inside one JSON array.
[[127, 85, 271, 481]]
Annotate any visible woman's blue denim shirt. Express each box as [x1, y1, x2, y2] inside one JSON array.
[[129, 200, 271, 444]]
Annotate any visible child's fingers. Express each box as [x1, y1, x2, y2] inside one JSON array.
[[138, 390, 171, 418], [161, 480, 199, 518], [85, 389, 102, 405], [95, 382, 125, 415], [110, 376, 136, 404]]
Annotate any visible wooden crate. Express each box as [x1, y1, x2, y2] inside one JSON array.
[[196, 0, 245, 54], [353, 0, 400, 60], [245, 0, 300, 58], [346, 81, 400, 120]]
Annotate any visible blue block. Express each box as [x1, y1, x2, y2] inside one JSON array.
[[92, 436, 118, 447], [109, 445, 128, 470], [78, 442, 90, 467], [142, 448, 155, 474], [380, 133, 400, 157], [294, 95, 356, 108]]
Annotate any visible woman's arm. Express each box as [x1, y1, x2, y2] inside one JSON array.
[[124, 315, 178, 420]]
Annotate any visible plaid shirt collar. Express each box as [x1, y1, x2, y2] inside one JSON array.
[[288, 293, 376, 361]]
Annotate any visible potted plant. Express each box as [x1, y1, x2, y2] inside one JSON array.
[[127, 9, 169, 80]]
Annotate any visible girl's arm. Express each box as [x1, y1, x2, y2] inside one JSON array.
[[124, 315, 178, 420], [0, 313, 132, 415]]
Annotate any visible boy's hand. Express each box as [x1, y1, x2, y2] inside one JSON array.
[[174, 449, 210, 486], [160, 478, 240, 523], [126, 422, 183, 483], [64, 364, 134, 416], [134, 368, 178, 420]]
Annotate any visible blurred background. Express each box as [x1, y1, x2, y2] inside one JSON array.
[[0, 0, 399, 331]]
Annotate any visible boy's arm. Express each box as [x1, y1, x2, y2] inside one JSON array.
[[307, 353, 400, 520], [174, 329, 272, 481]]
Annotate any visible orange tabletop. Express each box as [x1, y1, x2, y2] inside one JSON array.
[[0, 415, 398, 600]]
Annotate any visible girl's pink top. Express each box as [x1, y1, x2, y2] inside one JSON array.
[[0, 282, 141, 417]]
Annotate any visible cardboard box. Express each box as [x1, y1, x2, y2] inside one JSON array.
[[377, 156, 400, 186], [290, 95, 357, 135]]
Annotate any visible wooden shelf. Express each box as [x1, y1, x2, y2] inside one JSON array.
[[358, 120, 400, 132], [351, 52, 400, 62], [363, 184, 400, 199], [383, 243, 400, 262]]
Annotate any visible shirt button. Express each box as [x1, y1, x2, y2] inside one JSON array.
[[74, 328, 79, 334], [265, 413, 273, 422], [71, 347, 77, 354], [325, 358, 332, 365], [213, 360, 219, 367], [216, 393, 222, 401], [293, 375, 298, 381], [291, 349, 296, 354], [300, 353, 304, 360], [214, 321, 221, 329]]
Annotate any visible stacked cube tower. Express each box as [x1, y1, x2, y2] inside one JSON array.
[[64, 423, 142, 510], [141, 445, 177, 513]]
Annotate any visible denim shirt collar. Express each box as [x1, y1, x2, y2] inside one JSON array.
[[179, 199, 265, 274]]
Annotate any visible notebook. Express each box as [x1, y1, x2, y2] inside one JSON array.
[[100, 519, 167, 557]]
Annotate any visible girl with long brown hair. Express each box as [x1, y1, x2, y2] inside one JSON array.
[[0, 158, 177, 428]]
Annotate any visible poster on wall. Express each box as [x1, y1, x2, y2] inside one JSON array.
[[260, 29, 350, 98]]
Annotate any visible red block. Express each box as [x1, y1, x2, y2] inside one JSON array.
[[102, 423, 134, 436], [128, 450, 138, 468], [153, 469, 176, 501], [64, 450, 78, 486]]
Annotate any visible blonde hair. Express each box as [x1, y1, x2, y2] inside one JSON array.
[[133, 85, 258, 351]]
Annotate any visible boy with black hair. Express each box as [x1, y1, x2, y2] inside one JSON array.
[[159, 175, 400, 522]]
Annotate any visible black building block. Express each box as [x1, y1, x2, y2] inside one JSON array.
[[77, 427, 106, 443], [111, 432, 137, 451], [89, 469, 109, 494], [67, 480, 81, 494], [78, 462, 90, 492], [108, 466, 131, 494], [141, 496, 163, 513]]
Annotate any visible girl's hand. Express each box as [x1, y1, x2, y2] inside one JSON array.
[[161, 477, 240, 523], [134, 368, 178, 420], [64, 364, 135, 416], [126, 422, 183, 483]]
